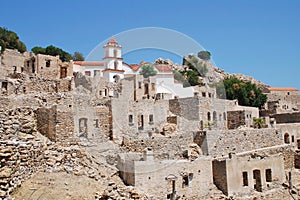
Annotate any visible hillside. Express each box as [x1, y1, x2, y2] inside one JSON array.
[[154, 55, 269, 90]]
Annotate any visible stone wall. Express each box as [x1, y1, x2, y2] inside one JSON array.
[[0, 49, 26, 77], [266, 90, 300, 111], [212, 160, 228, 195], [36, 54, 60, 79], [272, 112, 300, 124], [208, 128, 283, 157], [122, 132, 194, 159], [36, 106, 57, 141], [73, 89, 112, 141], [169, 96, 200, 121], [227, 110, 246, 129], [112, 76, 169, 142], [0, 107, 46, 197], [169, 95, 229, 132], [118, 152, 214, 199]]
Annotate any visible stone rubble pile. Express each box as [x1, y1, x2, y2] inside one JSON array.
[[95, 181, 149, 200]]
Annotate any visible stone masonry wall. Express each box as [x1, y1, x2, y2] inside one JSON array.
[[122, 132, 194, 159], [227, 110, 245, 129], [209, 128, 282, 157], [212, 160, 228, 195], [36, 106, 57, 141], [0, 107, 46, 197], [36, 54, 60, 79], [272, 112, 300, 124]]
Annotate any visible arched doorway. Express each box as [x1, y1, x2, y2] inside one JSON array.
[[284, 133, 290, 144], [113, 75, 120, 83]]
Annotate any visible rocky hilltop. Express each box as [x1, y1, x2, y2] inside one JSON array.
[[154, 56, 269, 89]]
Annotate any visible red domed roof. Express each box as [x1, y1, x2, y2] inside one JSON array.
[[107, 37, 118, 44]]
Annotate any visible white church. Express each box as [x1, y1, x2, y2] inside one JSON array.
[[73, 37, 194, 98]]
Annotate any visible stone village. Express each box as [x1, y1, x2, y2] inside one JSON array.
[[1, 38, 300, 199]]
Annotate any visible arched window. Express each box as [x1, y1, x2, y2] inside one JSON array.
[[207, 112, 211, 121], [114, 49, 118, 57], [113, 75, 120, 83], [284, 133, 290, 144], [213, 111, 217, 122], [78, 118, 88, 138]]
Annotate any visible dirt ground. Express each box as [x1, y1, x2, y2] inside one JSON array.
[[11, 171, 105, 200]]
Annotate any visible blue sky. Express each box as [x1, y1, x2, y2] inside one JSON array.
[[1, 0, 300, 88]]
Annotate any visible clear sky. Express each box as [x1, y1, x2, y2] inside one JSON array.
[[1, 0, 299, 88]]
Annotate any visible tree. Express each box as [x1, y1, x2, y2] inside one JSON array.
[[31, 45, 73, 62], [31, 46, 46, 54], [139, 64, 157, 78], [73, 51, 85, 61], [0, 27, 26, 53], [215, 76, 267, 108], [198, 51, 211, 60]]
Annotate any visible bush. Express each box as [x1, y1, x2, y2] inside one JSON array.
[[197, 51, 211, 60]]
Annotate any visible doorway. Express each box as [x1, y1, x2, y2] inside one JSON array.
[[253, 169, 262, 192]]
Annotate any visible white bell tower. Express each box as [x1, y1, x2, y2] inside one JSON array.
[[102, 37, 124, 82]]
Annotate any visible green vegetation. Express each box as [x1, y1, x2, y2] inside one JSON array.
[[139, 64, 157, 78], [32, 46, 85, 62], [198, 51, 211, 60], [253, 118, 265, 129], [183, 56, 208, 76], [204, 122, 215, 129], [0, 27, 26, 53], [174, 55, 208, 87], [73, 52, 85, 61], [32, 45, 73, 62], [215, 76, 267, 108]]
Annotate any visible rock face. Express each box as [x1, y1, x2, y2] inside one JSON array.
[[160, 54, 269, 89]]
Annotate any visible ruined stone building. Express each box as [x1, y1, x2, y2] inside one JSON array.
[[1, 39, 300, 199]]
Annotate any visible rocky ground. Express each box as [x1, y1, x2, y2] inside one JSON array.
[[7, 138, 146, 200]]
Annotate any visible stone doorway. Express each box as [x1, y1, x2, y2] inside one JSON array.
[[253, 169, 262, 192], [60, 67, 67, 78], [79, 118, 88, 138]]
